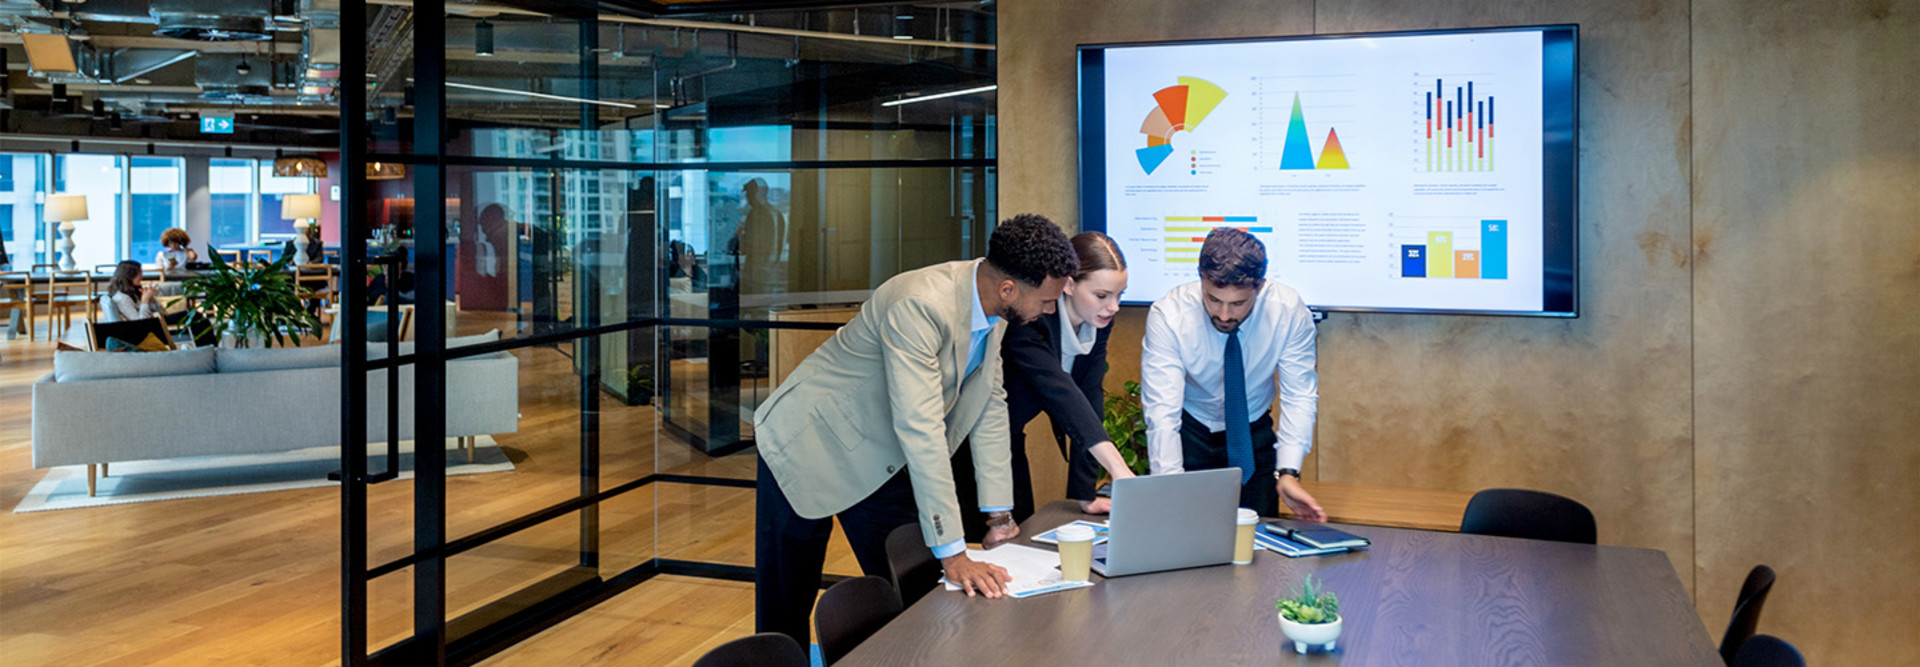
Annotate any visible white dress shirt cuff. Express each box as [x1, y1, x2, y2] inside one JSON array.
[[930, 539, 966, 560], [1275, 444, 1308, 472]]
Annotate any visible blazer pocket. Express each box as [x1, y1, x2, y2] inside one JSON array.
[[813, 403, 863, 451]]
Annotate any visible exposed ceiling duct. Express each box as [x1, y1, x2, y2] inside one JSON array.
[[149, 0, 274, 41], [194, 52, 271, 99]]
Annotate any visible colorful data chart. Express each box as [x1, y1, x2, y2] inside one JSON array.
[[1422, 78, 1494, 172], [1399, 220, 1508, 279], [1136, 77, 1228, 174], [1163, 216, 1270, 263], [1280, 93, 1350, 170]]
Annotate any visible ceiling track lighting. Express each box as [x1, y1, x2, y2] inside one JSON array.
[[475, 19, 495, 57]]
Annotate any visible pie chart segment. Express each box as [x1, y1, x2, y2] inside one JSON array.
[[1153, 85, 1190, 127], [1178, 76, 1227, 129]]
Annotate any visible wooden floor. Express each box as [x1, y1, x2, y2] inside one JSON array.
[[0, 311, 859, 666]]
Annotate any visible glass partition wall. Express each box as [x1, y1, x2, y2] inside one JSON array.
[[337, 3, 995, 665]]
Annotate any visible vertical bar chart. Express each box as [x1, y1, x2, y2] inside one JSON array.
[[1392, 219, 1508, 281], [1419, 77, 1495, 172]]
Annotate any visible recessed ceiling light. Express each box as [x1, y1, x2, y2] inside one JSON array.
[[134, 77, 152, 85], [892, 35, 913, 40]]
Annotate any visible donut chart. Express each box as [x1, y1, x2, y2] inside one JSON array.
[[1135, 76, 1228, 174]]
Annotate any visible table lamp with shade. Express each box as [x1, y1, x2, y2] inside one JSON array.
[[282, 193, 323, 265], [44, 194, 87, 271]]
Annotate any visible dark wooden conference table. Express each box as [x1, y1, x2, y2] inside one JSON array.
[[840, 501, 1720, 666]]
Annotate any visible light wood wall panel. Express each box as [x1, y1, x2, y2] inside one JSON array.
[[1690, 1, 1920, 664]]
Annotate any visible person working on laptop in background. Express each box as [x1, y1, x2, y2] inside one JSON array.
[[753, 214, 1078, 647], [1141, 228, 1327, 521]]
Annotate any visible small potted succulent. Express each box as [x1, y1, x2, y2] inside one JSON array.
[[1276, 574, 1342, 654]]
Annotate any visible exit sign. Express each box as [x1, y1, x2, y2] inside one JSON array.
[[200, 116, 235, 134]]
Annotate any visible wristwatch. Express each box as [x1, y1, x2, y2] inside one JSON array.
[[1275, 468, 1301, 480], [985, 511, 1015, 529]]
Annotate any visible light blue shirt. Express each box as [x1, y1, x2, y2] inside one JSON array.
[[932, 263, 1008, 560]]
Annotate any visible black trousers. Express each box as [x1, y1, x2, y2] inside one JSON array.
[[755, 457, 919, 647], [1179, 410, 1281, 517], [949, 437, 1037, 543]]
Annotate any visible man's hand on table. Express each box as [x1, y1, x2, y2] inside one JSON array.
[[1077, 497, 1112, 514], [1277, 475, 1328, 522], [941, 553, 1012, 598]]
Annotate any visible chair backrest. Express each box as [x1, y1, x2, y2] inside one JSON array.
[[1720, 564, 1778, 664], [1730, 634, 1804, 667], [0, 272, 30, 304], [690, 632, 808, 667], [885, 523, 942, 608], [815, 575, 903, 665], [1459, 488, 1597, 544], [215, 249, 241, 264], [47, 270, 92, 297], [86, 317, 175, 351]]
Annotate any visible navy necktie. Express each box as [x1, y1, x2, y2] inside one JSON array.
[[1223, 330, 1254, 485]]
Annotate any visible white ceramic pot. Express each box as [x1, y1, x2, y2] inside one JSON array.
[[1278, 612, 1342, 654]]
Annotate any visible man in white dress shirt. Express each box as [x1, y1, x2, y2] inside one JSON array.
[[1140, 228, 1327, 519]]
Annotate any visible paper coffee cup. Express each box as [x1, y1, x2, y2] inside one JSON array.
[[1056, 524, 1096, 582], [1233, 508, 1258, 564]]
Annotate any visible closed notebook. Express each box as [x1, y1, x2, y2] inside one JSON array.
[[1263, 522, 1371, 550], [1253, 530, 1347, 558]]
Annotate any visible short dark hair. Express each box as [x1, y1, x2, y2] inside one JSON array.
[[1198, 228, 1266, 288], [987, 214, 1077, 287]]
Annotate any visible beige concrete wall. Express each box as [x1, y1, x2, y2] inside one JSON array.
[[1002, 0, 1920, 663], [1689, 0, 1920, 661]]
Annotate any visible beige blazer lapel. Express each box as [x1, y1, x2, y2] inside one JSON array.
[[942, 260, 979, 407]]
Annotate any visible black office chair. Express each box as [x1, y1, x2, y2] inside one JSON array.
[[1459, 488, 1597, 544], [885, 523, 942, 608], [1730, 634, 1804, 667], [1719, 564, 1778, 664], [690, 632, 808, 667], [815, 575, 903, 665]]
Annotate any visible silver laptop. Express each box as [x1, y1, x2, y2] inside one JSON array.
[[1091, 468, 1240, 577]]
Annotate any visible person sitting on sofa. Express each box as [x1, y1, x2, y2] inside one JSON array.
[[103, 261, 216, 346], [104, 261, 164, 322]]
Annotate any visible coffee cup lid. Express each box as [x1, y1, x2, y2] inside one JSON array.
[[1237, 508, 1259, 524], [1056, 524, 1096, 542]]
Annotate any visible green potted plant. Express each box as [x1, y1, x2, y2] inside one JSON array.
[[181, 245, 320, 348], [1275, 574, 1342, 654], [1101, 378, 1151, 477]]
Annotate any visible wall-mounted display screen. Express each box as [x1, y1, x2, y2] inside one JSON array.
[[1079, 25, 1578, 316]]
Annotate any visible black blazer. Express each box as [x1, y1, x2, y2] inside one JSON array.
[[1001, 308, 1112, 500]]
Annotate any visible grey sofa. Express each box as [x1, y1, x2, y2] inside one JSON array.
[[31, 330, 518, 495]]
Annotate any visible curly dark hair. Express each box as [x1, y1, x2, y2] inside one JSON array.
[[986, 214, 1077, 287], [1198, 227, 1267, 288]]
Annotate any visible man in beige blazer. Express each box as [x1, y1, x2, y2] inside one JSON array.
[[754, 214, 1078, 645]]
